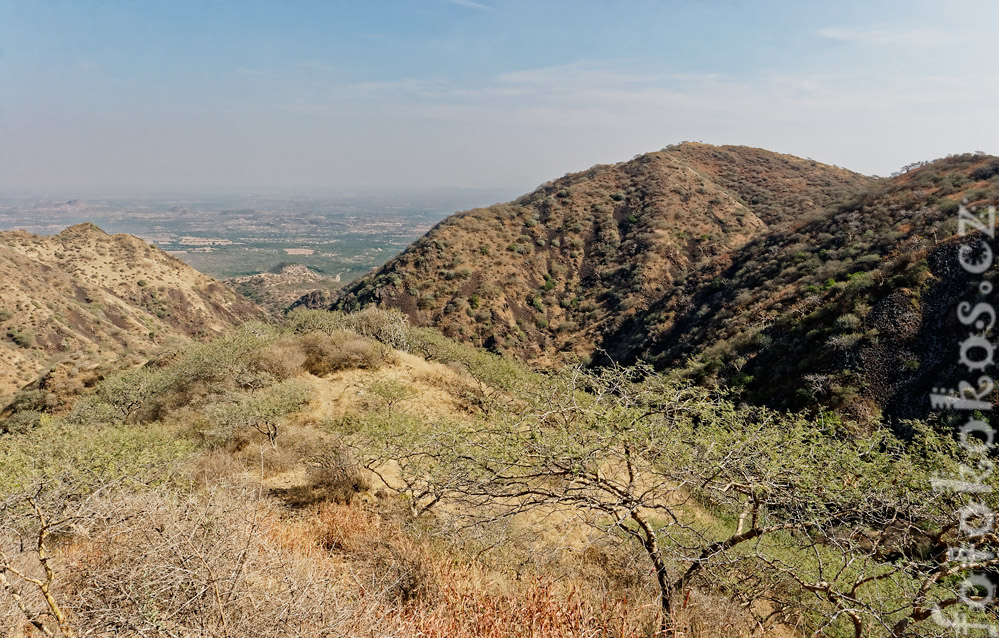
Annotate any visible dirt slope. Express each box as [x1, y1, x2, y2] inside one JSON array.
[[0, 223, 262, 406]]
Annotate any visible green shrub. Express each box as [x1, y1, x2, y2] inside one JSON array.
[[835, 313, 862, 331], [0, 418, 196, 495], [94, 366, 170, 423], [937, 199, 960, 215], [299, 331, 390, 376], [202, 378, 311, 447], [1, 410, 43, 435], [6, 327, 33, 348], [4, 389, 47, 415]]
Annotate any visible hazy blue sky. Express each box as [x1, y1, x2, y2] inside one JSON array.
[[1, 0, 997, 194]]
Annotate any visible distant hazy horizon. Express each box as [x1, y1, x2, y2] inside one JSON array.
[[2, 0, 997, 193], [0, 184, 524, 204]]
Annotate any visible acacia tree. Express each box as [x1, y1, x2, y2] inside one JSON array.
[[93, 366, 168, 422], [377, 363, 995, 636], [345, 409, 482, 519], [204, 378, 311, 447]]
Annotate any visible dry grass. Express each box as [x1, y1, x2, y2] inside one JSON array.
[[1, 425, 777, 638], [1, 322, 791, 638], [0, 488, 673, 638], [382, 573, 651, 638]]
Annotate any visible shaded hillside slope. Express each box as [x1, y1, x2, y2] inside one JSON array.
[[0, 223, 263, 406], [604, 153, 999, 422], [334, 143, 870, 362]]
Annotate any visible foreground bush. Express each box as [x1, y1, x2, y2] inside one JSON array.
[[1, 485, 658, 637]]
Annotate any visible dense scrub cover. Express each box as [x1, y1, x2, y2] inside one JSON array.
[[334, 143, 871, 365], [334, 146, 999, 421]]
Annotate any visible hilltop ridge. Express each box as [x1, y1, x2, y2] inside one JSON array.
[[333, 143, 871, 363], [331, 144, 999, 421], [0, 223, 263, 406]]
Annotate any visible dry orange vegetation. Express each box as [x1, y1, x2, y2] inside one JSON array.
[[30, 492, 678, 638]]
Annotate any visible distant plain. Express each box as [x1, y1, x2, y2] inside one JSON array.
[[0, 189, 520, 282]]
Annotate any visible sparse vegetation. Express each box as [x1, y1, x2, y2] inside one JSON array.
[[0, 223, 263, 406], [5, 327, 33, 349], [1, 307, 994, 637]]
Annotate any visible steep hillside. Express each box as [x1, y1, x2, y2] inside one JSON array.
[[334, 143, 870, 362], [604, 153, 999, 422], [0, 223, 263, 406], [333, 144, 999, 422]]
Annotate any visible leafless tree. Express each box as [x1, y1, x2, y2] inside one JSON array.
[[366, 362, 997, 636], [1, 491, 78, 638]]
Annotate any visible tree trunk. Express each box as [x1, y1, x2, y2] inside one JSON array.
[[632, 511, 674, 635]]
